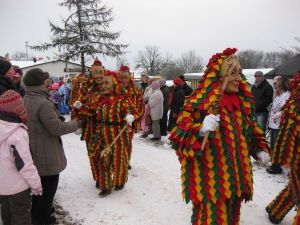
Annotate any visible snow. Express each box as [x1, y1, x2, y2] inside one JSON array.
[[10, 60, 46, 68], [56, 133, 294, 225], [0, 131, 295, 225]]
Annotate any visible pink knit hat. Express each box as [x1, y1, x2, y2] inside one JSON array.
[[151, 80, 161, 90], [0, 90, 27, 122]]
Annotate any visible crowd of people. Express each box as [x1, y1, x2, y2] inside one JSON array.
[[0, 49, 300, 225]]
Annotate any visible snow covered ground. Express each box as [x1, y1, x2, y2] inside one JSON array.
[[0, 133, 295, 225]]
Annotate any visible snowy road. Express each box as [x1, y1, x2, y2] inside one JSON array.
[[57, 133, 295, 225], [0, 133, 295, 225]]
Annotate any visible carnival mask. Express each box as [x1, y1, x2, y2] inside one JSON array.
[[92, 65, 104, 84], [117, 71, 130, 88], [220, 55, 242, 94], [102, 76, 114, 95]]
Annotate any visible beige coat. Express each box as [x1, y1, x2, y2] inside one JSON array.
[[24, 86, 78, 176]]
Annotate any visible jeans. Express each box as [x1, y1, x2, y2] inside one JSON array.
[[255, 112, 268, 132], [270, 128, 279, 151]]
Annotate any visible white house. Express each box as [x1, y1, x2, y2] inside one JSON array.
[[11, 59, 90, 79]]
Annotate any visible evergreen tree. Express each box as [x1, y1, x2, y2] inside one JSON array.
[[31, 0, 127, 71]]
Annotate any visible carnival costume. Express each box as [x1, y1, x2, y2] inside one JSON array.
[[266, 73, 300, 225], [169, 48, 270, 225], [95, 72, 138, 195], [117, 66, 144, 163], [70, 60, 104, 184]]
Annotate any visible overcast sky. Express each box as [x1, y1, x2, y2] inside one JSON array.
[[1, 0, 299, 70]]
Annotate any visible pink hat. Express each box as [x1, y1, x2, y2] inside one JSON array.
[[51, 82, 60, 90], [151, 80, 161, 90], [0, 90, 27, 122]]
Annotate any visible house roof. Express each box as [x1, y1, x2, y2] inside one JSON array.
[[10, 59, 90, 69]]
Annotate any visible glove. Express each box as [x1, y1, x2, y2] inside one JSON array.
[[199, 114, 220, 136], [73, 100, 83, 109], [74, 128, 82, 135], [257, 151, 271, 165], [31, 186, 43, 196], [125, 114, 135, 126], [282, 166, 290, 177]]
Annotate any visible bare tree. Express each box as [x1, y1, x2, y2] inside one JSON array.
[[116, 56, 129, 69], [136, 46, 165, 75], [11, 51, 34, 61], [261, 50, 296, 68], [238, 50, 264, 69], [30, 0, 127, 71], [176, 50, 203, 73], [161, 63, 185, 80]]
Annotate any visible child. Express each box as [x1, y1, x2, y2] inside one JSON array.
[[0, 90, 42, 225]]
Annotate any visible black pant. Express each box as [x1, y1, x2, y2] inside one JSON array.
[[160, 111, 168, 136], [32, 174, 59, 222], [0, 189, 31, 225]]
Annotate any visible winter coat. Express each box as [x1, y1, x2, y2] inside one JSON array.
[[148, 89, 164, 120], [182, 82, 193, 96], [251, 79, 273, 113], [170, 86, 185, 115], [268, 91, 290, 129], [24, 86, 78, 176], [160, 85, 170, 112], [143, 86, 152, 103], [0, 111, 41, 195]]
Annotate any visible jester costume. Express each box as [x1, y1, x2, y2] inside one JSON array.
[[118, 66, 144, 163], [70, 60, 104, 184], [95, 73, 139, 193], [266, 73, 300, 225], [169, 48, 270, 225]]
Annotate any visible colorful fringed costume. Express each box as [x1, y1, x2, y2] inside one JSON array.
[[95, 74, 138, 192], [118, 67, 144, 163], [266, 73, 300, 225], [169, 48, 270, 225]]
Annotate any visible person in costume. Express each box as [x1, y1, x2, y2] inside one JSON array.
[[117, 65, 144, 167], [72, 59, 105, 187], [95, 72, 138, 196], [265, 72, 300, 225], [169, 48, 271, 225]]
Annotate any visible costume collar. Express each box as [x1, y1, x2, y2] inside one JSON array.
[[220, 92, 240, 112]]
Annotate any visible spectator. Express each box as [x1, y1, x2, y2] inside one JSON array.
[[23, 68, 81, 225], [267, 76, 290, 174], [148, 80, 163, 141], [159, 78, 170, 136], [251, 71, 273, 132], [11, 66, 25, 97], [0, 90, 42, 225], [179, 75, 193, 96], [140, 79, 154, 138], [140, 74, 149, 93], [0, 59, 19, 96], [168, 78, 185, 131]]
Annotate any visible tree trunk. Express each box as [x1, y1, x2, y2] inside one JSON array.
[[81, 52, 85, 73], [76, 0, 85, 73]]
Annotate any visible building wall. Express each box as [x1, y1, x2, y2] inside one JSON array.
[[22, 61, 85, 78]]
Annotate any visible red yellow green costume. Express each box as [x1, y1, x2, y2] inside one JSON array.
[[266, 73, 300, 225], [94, 74, 139, 191], [118, 67, 144, 162], [169, 48, 270, 225]]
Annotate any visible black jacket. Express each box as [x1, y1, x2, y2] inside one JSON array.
[[251, 79, 273, 113], [160, 85, 170, 112], [170, 86, 185, 115], [182, 82, 193, 96], [0, 76, 19, 95]]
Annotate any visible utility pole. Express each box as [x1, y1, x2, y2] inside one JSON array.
[[25, 41, 29, 60]]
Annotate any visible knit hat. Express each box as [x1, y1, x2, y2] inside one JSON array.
[[0, 90, 27, 122], [151, 80, 161, 90], [173, 77, 184, 86], [0, 59, 12, 76], [23, 68, 49, 86], [159, 78, 166, 87]]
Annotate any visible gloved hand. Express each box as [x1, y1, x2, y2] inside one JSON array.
[[125, 114, 135, 126], [199, 114, 220, 136], [31, 186, 43, 196], [257, 151, 271, 165], [73, 100, 83, 109], [282, 166, 290, 177], [74, 128, 82, 135]]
